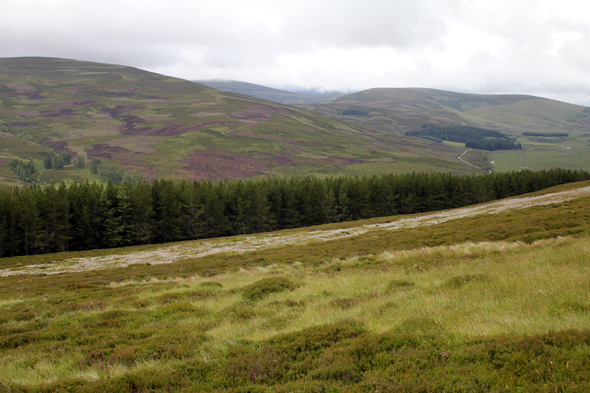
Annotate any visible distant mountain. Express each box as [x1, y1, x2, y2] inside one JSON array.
[[299, 88, 590, 172], [0, 58, 476, 186], [194, 79, 348, 105]]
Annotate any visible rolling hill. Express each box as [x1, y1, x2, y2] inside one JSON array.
[[0, 58, 477, 186], [194, 79, 348, 105], [298, 88, 590, 172]]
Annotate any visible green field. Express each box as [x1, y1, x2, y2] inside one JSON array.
[[1, 181, 590, 391]]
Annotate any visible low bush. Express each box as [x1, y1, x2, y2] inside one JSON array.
[[155, 302, 207, 319], [242, 277, 299, 301], [444, 273, 490, 288], [385, 279, 415, 292]]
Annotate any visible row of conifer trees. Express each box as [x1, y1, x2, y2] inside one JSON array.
[[1, 168, 588, 258]]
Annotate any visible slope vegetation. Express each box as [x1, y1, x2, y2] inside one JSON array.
[[0, 58, 477, 186], [300, 88, 590, 172], [1, 181, 590, 391]]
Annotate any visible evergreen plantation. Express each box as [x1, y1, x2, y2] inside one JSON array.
[[1, 168, 588, 258], [405, 125, 522, 151]]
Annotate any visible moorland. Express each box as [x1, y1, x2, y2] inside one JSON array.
[[3, 57, 590, 188], [0, 180, 590, 391], [0, 57, 478, 187], [2, 57, 590, 392]]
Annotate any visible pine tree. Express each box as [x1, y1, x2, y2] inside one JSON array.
[[99, 184, 124, 248]]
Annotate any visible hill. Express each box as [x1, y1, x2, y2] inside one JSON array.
[[194, 79, 348, 105], [298, 88, 590, 172], [0, 58, 477, 186], [1, 180, 590, 391]]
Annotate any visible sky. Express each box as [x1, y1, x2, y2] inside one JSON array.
[[2, 0, 590, 106]]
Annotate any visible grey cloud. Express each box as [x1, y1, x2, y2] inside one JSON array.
[[1, 0, 590, 106]]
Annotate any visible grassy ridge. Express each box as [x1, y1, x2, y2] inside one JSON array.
[[1, 182, 590, 391]]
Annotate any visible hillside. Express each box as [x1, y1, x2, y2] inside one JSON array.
[[1, 181, 590, 391], [194, 79, 347, 105], [299, 88, 590, 172], [0, 58, 479, 186]]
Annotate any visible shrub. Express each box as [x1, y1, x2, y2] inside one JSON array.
[[62, 300, 107, 312], [444, 273, 489, 288], [385, 279, 415, 292], [155, 302, 207, 319], [242, 277, 299, 301], [270, 322, 366, 356], [224, 302, 258, 321]]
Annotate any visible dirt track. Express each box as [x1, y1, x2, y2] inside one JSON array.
[[1, 185, 589, 277]]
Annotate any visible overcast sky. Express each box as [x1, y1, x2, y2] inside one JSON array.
[[2, 0, 590, 105]]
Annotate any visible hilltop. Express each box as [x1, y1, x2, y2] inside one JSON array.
[[194, 79, 348, 105], [0, 58, 477, 186]]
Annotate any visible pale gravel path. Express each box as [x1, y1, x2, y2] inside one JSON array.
[[2, 185, 589, 277]]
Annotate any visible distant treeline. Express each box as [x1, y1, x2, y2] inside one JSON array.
[[406, 125, 522, 151], [9, 159, 36, 183], [523, 132, 569, 137], [1, 168, 588, 258]]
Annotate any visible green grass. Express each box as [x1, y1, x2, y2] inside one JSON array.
[[1, 182, 590, 391]]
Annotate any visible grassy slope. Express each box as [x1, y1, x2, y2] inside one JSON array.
[[0, 58, 475, 186], [193, 79, 347, 105], [300, 88, 590, 172], [1, 181, 590, 391]]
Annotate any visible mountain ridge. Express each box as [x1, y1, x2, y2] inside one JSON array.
[[194, 79, 348, 105]]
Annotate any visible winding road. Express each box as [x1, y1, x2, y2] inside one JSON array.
[[458, 149, 492, 173]]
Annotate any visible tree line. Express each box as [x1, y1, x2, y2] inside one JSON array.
[[406, 125, 522, 151], [9, 159, 36, 183], [522, 132, 569, 137], [1, 168, 588, 258]]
